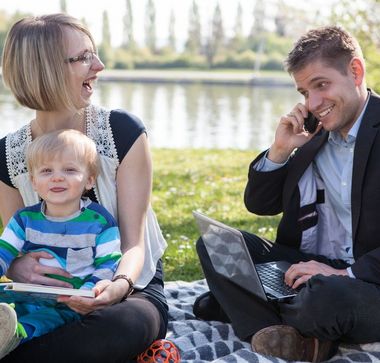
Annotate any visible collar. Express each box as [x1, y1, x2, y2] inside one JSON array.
[[40, 197, 91, 221]]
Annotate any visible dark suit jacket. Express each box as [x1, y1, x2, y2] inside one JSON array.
[[244, 90, 380, 285]]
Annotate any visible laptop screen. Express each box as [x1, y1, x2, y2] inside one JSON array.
[[193, 211, 267, 300]]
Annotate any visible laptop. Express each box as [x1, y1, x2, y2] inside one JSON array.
[[193, 211, 299, 302]]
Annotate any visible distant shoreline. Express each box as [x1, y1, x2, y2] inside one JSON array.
[[0, 68, 294, 87], [98, 69, 294, 87]]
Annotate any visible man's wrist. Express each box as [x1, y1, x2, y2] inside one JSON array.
[[267, 145, 293, 164]]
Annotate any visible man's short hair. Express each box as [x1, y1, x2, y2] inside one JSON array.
[[1, 13, 96, 111], [27, 129, 99, 179], [285, 26, 363, 75]]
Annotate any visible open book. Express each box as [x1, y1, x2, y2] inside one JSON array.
[[0, 282, 95, 306]]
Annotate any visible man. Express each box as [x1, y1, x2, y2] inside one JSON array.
[[194, 26, 380, 362]]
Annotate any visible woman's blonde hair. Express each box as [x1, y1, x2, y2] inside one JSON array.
[[27, 129, 99, 179], [2, 13, 96, 111]]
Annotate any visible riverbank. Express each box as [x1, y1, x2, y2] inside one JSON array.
[[0, 67, 293, 87], [98, 69, 294, 87]]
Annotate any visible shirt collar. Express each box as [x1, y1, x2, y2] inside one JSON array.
[[328, 91, 370, 145]]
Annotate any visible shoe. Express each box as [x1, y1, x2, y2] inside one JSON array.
[[251, 325, 336, 362], [0, 303, 27, 359], [136, 339, 180, 363], [193, 291, 230, 323]]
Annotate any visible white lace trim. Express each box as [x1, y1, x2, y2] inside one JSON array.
[[6, 123, 32, 188], [85, 104, 119, 162], [85, 104, 119, 206], [6, 104, 119, 191]]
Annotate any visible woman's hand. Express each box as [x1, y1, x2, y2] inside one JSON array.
[[57, 279, 130, 315], [7, 251, 73, 287]]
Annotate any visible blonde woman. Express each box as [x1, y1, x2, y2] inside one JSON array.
[[0, 14, 167, 362]]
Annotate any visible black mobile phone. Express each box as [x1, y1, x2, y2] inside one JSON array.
[[304, 112, 319, 133]]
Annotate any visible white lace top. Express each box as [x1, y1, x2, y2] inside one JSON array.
[[5, 104, 167, 289]]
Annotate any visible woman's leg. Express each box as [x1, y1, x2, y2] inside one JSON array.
[[3, 293, 167, 363]]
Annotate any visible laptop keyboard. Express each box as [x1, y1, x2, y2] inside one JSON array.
[[256, 264, 299, 296]]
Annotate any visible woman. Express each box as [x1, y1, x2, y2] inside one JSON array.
[[0, 14, 168, 362]]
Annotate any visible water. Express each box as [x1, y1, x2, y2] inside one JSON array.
[[0, 81, 302, 150]]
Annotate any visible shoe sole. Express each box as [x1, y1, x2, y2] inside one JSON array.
[[0, 303, 18, 359], [251, 325, 335, 362], [251, 325, 308, 361]]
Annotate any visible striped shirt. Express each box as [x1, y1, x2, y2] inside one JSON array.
[[0, 198, 121, 290]]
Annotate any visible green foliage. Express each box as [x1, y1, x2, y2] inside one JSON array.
[[152, 149, 280, 281], [112, 48, 134, 69], [365, 45, 380, 92], [112, 51, 208, 70], [330, 0, 380, 93]]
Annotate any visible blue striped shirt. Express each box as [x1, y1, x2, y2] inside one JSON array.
[[0, 198, 121, 290]]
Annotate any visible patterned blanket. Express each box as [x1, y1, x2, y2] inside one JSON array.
[[165, 280, 380, 362]]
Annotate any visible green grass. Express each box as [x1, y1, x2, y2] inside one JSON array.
[[0, 149, 281, 282], [152, 148, 280, 282]]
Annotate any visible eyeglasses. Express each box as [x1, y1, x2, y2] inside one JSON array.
[[64, 51, 98, 66]]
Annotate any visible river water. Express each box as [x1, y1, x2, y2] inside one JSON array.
[[0, 81, 302, 150]]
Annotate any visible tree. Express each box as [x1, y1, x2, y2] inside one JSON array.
[[98, 11, 113, 67], [250, 0, 266, 38], [204, 2, 225, 67], [60, 0, 67, 13], [274, 0, 288, 37], [168, 9, 176, 52], [145, 0, 156, 53], [229, 2, 245, 52], [102, 10, 111, 48], [185, 0, 202, 54], [249, 1, 267, 72], [122, 0, 136, 51]]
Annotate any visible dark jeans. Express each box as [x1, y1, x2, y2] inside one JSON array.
[[197, 231, 380, 343], [3, 262, 168, 363]]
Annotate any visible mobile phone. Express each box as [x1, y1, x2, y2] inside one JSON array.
[[304, 112, 319, 133]]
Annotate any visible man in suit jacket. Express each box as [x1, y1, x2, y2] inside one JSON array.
[[194, 26, 380, 362]]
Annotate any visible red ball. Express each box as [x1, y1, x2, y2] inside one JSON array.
[[136, 339, 181, 363]]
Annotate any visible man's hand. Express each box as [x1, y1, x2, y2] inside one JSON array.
[[268, 103, 322, 163], [285, 260, 348, 289], [7, 251, 73, 287]]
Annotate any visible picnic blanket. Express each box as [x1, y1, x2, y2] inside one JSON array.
[[165, 279, 380, 362]]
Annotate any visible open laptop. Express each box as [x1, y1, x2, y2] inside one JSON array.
[[193, 211, 299, 302]]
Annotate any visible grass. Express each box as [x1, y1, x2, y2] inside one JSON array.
[[0, 149, 281, 282], [152, 148, 280, 282]]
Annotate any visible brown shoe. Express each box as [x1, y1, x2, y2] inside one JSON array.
[[251, 325, 336, 362]]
